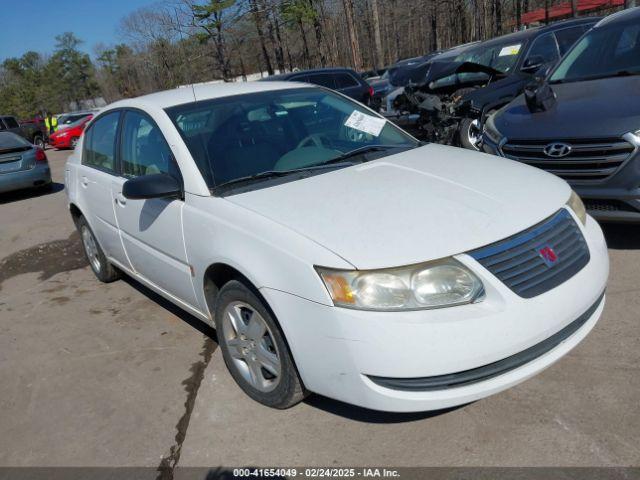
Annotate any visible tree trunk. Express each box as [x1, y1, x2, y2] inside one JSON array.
[[571, 0, 578, 17], [544, 0, 550, 25], [429, 0, 438, 51], [249, 0, 273, 76], [370, 0, 384, 69], [308, 0, 327, 67], [264, 0, 285, 72], [516, 0, 522, 30], [342, 0, 363, 70], [298, 18, 311, 68], [495, 0, 502, 36]]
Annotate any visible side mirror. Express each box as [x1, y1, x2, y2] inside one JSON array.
[[522, 55, 545, 74], [122, 173, 181, 200], [524, 79, 557, 113]]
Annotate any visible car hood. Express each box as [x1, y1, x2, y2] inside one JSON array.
[[225, 144, 570, 269], [495, 76, 640, 139]]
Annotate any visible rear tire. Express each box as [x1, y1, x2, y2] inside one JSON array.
[[33, 136, 45, 149], [76, 216, 120, 283], [70, 137, 79, 149], [214, 280, 307, 409]]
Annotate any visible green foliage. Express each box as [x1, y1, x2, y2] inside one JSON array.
[[0, 32, 99, 117], [280, 0, 318, 28]]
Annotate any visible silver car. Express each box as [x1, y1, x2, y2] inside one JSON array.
[[0, 132, 52, 194]]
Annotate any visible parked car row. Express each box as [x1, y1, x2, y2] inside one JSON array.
[[482, 8, 640, 223]]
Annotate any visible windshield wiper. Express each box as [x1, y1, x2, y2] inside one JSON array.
[[212, 144, 417, 193], [330, 144, 416, 163], [212, 162, 357, 192]]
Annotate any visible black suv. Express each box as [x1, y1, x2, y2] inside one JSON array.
[[261, 68, 372, 105], [483, 8, 640, 222], [393, 17, 599, 148]]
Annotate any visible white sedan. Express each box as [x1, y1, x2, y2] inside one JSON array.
[[65, 82, 608, 412]]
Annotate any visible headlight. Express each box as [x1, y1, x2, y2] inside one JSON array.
[[316, 258, 484, 311], [566, 190, 587, 226], [483, 114, 503, 145]]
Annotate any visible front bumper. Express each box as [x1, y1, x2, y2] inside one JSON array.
[[260, 214, 608, 412], [482, 136, 640, 223], [0, 164, 51, 194]]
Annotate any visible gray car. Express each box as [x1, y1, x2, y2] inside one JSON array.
[[0, 132, 52, 194]]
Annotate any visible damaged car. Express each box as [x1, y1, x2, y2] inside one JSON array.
[[483, 7, 640, 223], [389, 17, 599, 148]]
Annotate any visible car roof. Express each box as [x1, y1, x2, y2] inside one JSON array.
[[104, 81, 313, 111], [471, 16, 600, 49], [596, 5, 639, 27], [262, 67, 359, 81]]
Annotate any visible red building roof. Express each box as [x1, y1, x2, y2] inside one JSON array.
[[521, 0, 625, 24]]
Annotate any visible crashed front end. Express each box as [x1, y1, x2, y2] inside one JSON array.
[[383, 61, 504, 144]]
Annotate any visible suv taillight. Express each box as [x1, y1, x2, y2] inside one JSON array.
[[35, 147, 47, 163]]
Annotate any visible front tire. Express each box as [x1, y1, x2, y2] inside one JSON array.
[[214, 280, 306, 409], [458, 117, 482, 150], [70, 137, 79, 149], [76, 216, 120, 283]]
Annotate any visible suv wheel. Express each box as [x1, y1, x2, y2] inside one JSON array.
[[459, 117, 482, 150], [214, 280, 307, 409], [76, 216, 120, 283], [33, 136, 45, 149]]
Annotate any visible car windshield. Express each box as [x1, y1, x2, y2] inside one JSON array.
[[166, 87, 418, 191], [455, 40, 523, 73], [549, 19, 640, 84]]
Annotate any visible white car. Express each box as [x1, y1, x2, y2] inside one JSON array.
[[65, 82, 608, 412]]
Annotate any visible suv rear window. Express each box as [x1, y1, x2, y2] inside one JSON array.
[[4, 117, 19, 129]]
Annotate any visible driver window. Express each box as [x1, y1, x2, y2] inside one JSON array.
[[523, 33, 560, 71], [120, 111, 180, 179]]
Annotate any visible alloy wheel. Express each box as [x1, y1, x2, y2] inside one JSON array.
[[222, 301, 282, 392], [81, 226, 101, 273], [467, 119, 482, 150]]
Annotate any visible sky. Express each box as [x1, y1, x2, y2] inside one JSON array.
[[0, 0, 163, 61]]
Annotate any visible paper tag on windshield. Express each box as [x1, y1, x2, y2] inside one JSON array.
[[344, 110, 386, 137], [499, 44, 521, 57]]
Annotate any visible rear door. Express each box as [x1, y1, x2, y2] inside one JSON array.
[[111, 109, 197, 307], [75, 111, 129, 266]]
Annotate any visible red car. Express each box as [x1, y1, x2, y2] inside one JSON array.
[[48, 114, 93, 149]]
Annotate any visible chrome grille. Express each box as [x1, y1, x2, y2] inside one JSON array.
[[468, 209, 590, 298], [501, 137, 635, 183]]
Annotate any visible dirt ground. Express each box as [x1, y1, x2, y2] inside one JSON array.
[[0, 148, 638, 473]]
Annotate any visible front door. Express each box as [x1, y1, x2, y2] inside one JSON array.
[[111, 110, 198, 307]]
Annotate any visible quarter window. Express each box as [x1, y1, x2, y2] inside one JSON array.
[[120, 111, 179, 178], [83, 111, 119, 172], [4, 117, 19, 129]]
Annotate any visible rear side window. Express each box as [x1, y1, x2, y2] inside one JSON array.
[[83, 111, 120, 172], [334, 73, 359, 88], [4, 117, 19, 129], [120, 110, 179, 179], [555, 26, 587, 55]]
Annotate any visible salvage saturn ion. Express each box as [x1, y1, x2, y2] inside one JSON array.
[[65, 82, 608, 412]]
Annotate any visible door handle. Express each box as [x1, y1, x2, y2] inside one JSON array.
[[81, 176, 90, 187], [115, 193, 127, 206]]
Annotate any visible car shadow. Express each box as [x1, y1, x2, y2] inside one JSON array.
[[0, 182, 64, 204], [121, 275, 217, 342], [601, 223, 640, 250], [304, 394, 470, 423]]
